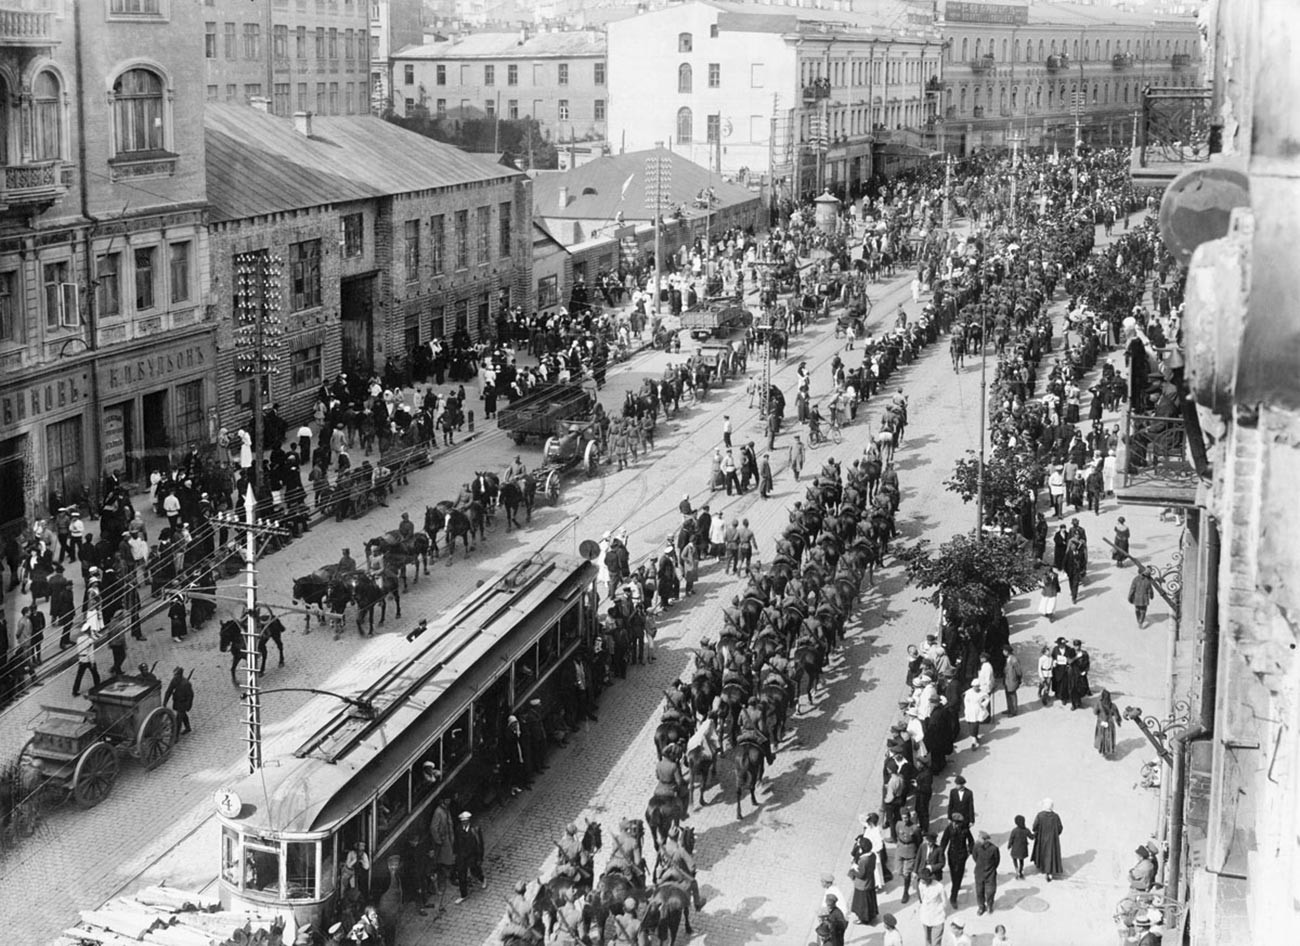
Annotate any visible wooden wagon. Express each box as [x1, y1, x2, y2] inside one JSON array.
[[681, 304, 753, 340], [20, 674, 177, 810], [497, 383, 591, 445]]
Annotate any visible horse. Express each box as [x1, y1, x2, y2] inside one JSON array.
[[499, 475, 538, 530], [585, 869, 645, 946], [654, 712, 694, 760], [425, 502, 483, 561], [684, 713, 720, 807], [642, 882, 695, 946], [792, 638, 827, 709], [219, 618, 249, 687], [761, 673, 794, 744], [290, 567, 342, 627], [734, 737, 767, 818], [645, 792, 688, 852], [367, 531, 429, 589], [535, 822, 603, 934], [472, 471, 500, 519], [688, 665, 720, 721], [331, 570, 400, 633]]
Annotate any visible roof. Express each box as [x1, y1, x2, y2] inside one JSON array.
[[701, 0, 937, 36], [1027, 2, 1198, 27], [204, 105, 520, 222], [531, 147, 759, 223], [394, 30, 606, 61]]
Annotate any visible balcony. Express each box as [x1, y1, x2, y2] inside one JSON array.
[[970, 56, 995, 75], [1045, 54, 1069, 74], [0, 159, 70, 211], [926, 76, 942, 94], [1116, 409, 1203, 507], [0, 5, 55, 47], [1113, 53, 1134, 71], [1171, 53, 1192, 70], [1132, 87, 1215, 184], [801, 78, 831, 105]]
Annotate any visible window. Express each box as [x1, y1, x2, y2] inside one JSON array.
[[498, 202, 512, 258], [404, 219, 420, 280], [537, 274, 558, 309], [558, 63, 568, 86], [507, 63, 518, 86], [594, 99, 605, 121], [46, 417, 83, 503], [454, 210, 468, 269], [316, 82, 326, 111], [484, 64, 494, 86], [32, 71, 62, 162], [485, 98, 495, 118], [460, 65, 470, 85], [328, 28, 338, 60], [297, 82, 307, 109], [431, 214, 445, 273], [206, 85, 218, 101], [110, 0, 162, 12], [224, 22, 237, 58], [289, 239, 321, 310], [558, 99, 569, 121], [710, 24, 719, 39], [706, 113, 720, 143], [404, 64, 414, 85], [507, 99, 518, 119], [678, 63, 692, 93], [315, 27, 325, 60], [97, 253, 121, 318], [169, 242, 190, 304], [274, 82, 291, 115], [328, 82, 338, 114], [678, 32, 692, 53], [273, 24, 288, 59], [43, 261, 76, 329], [175, 379, 204, 446], [112, 68, 166, 155], [677, 106, 692, 144], [435, 99, 446, 116], [751, 63, 764, 87], [134, 246, 155, 311], [345, 29, 355, 62], [244, 83, 262, 104], [708, 63, 720, 88], [594, 62, 605, 85], [341, 213, 363, 257], [454, 298, 469, 333], [0, 272, 18, 342], [476, 206, 491, 264], [225, 84, 237, 103], [436, 64, 446, 85], [243, 23, 261, 60], [346, 83, 354, 114], [205, 22, 217, 58], [291, 345, 323, 390], [296, 26, 307, 59]]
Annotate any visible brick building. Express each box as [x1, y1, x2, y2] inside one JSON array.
[[369, 0, 425, 113], [204, 104, 530, 430], [201, 0, 371, 116], [0, 0, 213, 531]]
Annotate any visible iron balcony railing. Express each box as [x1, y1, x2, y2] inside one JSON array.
[[1137, 87, 1214, 170], [1117, 409, 1200, 506]]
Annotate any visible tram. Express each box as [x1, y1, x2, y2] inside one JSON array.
[[214, 550, 600, 928]]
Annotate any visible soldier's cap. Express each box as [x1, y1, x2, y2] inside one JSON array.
[[458, 811, 472, 821], [529, 698, 542, 706], [328, 923, 343, 935], [820, 872, 834, 884]]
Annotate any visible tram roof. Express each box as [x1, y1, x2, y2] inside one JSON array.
[[220, 552, 596, 836]]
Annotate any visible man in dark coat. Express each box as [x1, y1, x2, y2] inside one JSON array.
[[48, 564, 76, 650], [971, 830, 1001, 915], [164, 666, 194, 734], [947, 774, 976, 825], [939, 812, 975, 906], [452, 810, 486, 902]]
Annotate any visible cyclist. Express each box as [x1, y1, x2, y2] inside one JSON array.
[[807, 405, 824, 445]]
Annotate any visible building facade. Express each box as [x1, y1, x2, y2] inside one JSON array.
[[606, 1, 943, 202], [369, 0, 425, 113], [936, 1, 1201, 153], [0, 0, 213, 531], [204, 105, 531, 429], [201, 0, 371, 117], [390, 29, 607, 143]]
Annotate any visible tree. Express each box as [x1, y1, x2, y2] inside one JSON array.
[[945, 450, 1043, 524], [385, 110, 559, 169], [897, 530, 1042, 622]]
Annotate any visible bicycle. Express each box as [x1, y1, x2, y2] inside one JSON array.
[[827, 418, 844, 444]]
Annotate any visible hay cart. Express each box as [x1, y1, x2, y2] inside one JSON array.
[[20, 674, 177, 810]]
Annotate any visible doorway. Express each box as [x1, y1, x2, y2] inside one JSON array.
[[102, 400, 136, 483], [340, 274, 376, 376], [142, 390, 168, 475], [0, 435, 27, 531]]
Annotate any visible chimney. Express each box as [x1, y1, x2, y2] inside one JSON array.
[[250, 95, 271, 113], [519, 26, 528, 45], [293, 111, 313, 137], [558, 185, 569, 210]]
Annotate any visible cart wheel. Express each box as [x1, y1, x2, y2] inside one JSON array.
[[584, 442, 599, 477], [72, 742, 119, 809], [545, 471, 560, 505], [137, 706, 178, 770], [543, 437, 559, 461]]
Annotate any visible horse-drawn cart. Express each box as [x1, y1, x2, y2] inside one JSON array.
[[681, 304, 753, 341], [19, 674, 177, 810], [698, 340, 746, 382], [539, 418, 602, 504], [497, 382, 591, 445]]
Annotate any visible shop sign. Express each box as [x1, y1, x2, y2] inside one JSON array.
[[946, 2, 1029, 26], [102, 406, 126, 476], [98, 339, 214, 395], [0, 371, 91, 431]]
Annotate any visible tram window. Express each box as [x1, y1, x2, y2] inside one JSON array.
[[559, 606, 581, 648], [320, 838, 336, 897], [221, 827, 242, 887], [538, 624, 559, 669], [376, 776, 410, 849], [286, 841, 318, 899], [245, 842, 282, 895], [513, 642, 539, 695], [413, 738, 443, 806], [444, 712, 470, 770]]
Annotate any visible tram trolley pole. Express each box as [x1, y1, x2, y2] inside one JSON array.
[[217, 487, 292, 773]]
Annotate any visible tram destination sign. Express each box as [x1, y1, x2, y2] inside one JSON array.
[[945, 2, 1029, 26]]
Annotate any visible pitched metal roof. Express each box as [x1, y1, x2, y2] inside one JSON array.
[[531, 147, 759, 223], [205, 104, 521, 222], [394, 30, 606, 61]]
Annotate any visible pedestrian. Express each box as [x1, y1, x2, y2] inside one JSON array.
[[913, 760, 934, 834], [164, 666, 195, 734], [1052, 524, 1068, 570], [168, 593, 188, 643], [1030, 799, 1064, 881], [427, 797, 457, 912], [815, 898, 848, 946], [882, 913, 902, 946], [1128, 565, 1155, 628], [947, 775, 975, 825], [737, 518, 757, 576], [1112, 516, 1131, 565], [818, 871, 847, 920], [1063, 532, 1087, 603], [1094, 688, 1122, 758], [972, 830, 1000, 915], [894, 807, 921, 903], [916, 866, 947, 946], [452, 810, 486, 903], [790, 434, 806, 480], [679, 540, 698, 596], [723, 519, 740, 574], [722, 450, 741, 495], [1006, 814, 1032, 879], [759, 453, 774, 498], [962, 682, 989, 749], [992, 923, 1011, 946], [722, 414, 733, 448], [948, 918, 971, 946], [71, 621, 102, 697], [1002, 644, 1022, 717], [16, 606, 35, 678], [939, 812, 973, 906], [1038, 566, 1060, 622], [849, 839, 879, 925]]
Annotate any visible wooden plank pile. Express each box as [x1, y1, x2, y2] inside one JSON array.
[[51, 887, 293, 946]]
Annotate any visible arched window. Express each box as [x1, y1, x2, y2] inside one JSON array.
[[1123, 84, 1129, 104], [959, 87, 967, 113], [678, 63, 692, 94], [1050, 40, 1056, 55], [1072, 39, 1079, 59], [1092, 83, 1098, 104], [1035, 86, 1042, 108], [974, 38, 981, 59], [1001, 39, 1007, 61], [999, 86, 1007, 113], [1103, 83, 1109, 105], [677, 32, 692, 53], [1059, 82, 1067, 103], [113, 67, 165, 154], [1014, 39, 1021, 62], [961, 37, 968, 60], [1011, 86, 1018, 110], [1105, 40, 1110, 58], [1144, 40, 1150, 59], [972, 87, 981, 111], [1038, 40, 1044, 60], [676, 106, 692, 144], [1047, 88, 1054, 108], [1095, 40, 1101, 60], [32, 70, 63, 161]]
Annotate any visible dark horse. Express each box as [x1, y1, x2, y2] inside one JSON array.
[[472, 471, 500, 520], [498, 473, 538, 531], [533, 821, 603, 937], [645, 791, 688, 852], [586, 868, 644, 946], [367, 531, 430, 588], [734, 737, 767, 818], [218, 618, 250, 688], [425, 502, 485, 561], [642, 881, 695, 946], [332, 570, 401, 633]]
